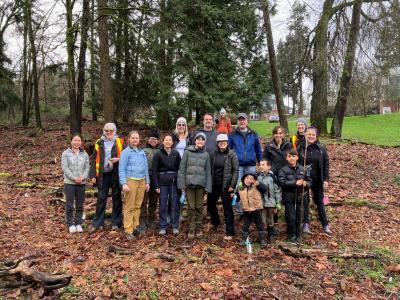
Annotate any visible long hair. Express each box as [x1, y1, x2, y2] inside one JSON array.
[[174, 117, 188, 139]]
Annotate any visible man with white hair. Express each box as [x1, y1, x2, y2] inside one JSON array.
[[89, 123, 125, 232]]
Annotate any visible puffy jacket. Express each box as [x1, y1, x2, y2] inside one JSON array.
[[278, 163, 311, 204], [210, 148, 239, 190], [190, 128, 218, 153], [257, 171, 282, 207], [119, 147, 150, 185], [61, 148, 90, 185], [228, 128, 263, 167], [264, 139, 292, 175], [237, 177, 267, 212], [143, 143, 161, 176], [89, 138, 125, 187], [297, 142, 329, 183], [177, 146, 212, 193], [152, 147, 181, 188]]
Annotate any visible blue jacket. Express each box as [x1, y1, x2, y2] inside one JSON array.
[[228, 128, 262, 167], [119, 146, 150, 185]]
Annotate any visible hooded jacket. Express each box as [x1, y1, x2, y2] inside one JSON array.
[[278, 163, 311, 203], [177, 145, 212, 193], [238, 173, 267, 212], [257, 171, 282, 207], [152, 147, 181, 188], [61, 148, 90, 185], [209, 147, 239, 190], [228, 127, 263, 167], [264, 139, 292, 175]]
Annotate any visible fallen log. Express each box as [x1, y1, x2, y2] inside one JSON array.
[[279, 244, 378, 260], [158, 254, 176, 262]]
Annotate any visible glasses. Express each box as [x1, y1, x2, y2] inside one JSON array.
[[149, 137, 158, 141], [177, 123, 186, 127], [104, 129, 114, 133]]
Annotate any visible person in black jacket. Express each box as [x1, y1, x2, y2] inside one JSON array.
[[279, 148, 311, 242], [208, 134, 239, 239], [297, 126, 331, 235], [153, 134, 182, 235]]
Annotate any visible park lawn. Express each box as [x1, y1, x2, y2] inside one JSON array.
[[249, 113, 400, 146]]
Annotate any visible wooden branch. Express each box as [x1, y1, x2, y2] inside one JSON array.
[[108, 245, 134, 255], [273, 268, 306, 279], [158, 254, 176, 262]]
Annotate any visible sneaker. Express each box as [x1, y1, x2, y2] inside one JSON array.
[[173, 228, 179, 235], [75, 225, 83, 233], [125, 233, 135, 241], [288, 235, 297, 243], [159, 229, 166, 236], [187, 230, 195, 239], [89, 225, 103, 233], [303, 223, 311, 234], [323, 225, 332, 235], [69, 225, 77, 233], [223, 235, 233, 241], [111, 225, 119, 231]]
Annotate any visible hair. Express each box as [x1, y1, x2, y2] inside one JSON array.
[[287, 148, 298, 156], [203, 112, 213, 119], [272, 126, 286, 135], [128, 131, 139, 138], [174, 117, 188, 139], [71, 134, 82, 141], [163, 134, 173, 141], [259, 158, 271, 166], [306, 126, 318, 135], [103, 122, 117, 133]]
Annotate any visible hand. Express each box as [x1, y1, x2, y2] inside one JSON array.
[[228, 187, 234, 192], [254, 181, 259, 186], [122, 184, 130, 192], [323, 181, 329, 189], [110, 157, 119, 163], [156, 188, 160, 194], [181, 188, 186, 193], [74, 177, 82, 184], [296, 179, 303, 186], [145, 183, 150, 192], [91, 178, 96, 184]]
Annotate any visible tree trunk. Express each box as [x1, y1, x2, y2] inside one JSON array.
[[331, 0, 363, 137], [76, 0, 90, 132], [298, 75, 304, 115], [22, 2, 29, 126], [26, 0, 42, 129], [90, 0, 97, 121], [98, 0, 114, 122], [261, 0, 288, 133]]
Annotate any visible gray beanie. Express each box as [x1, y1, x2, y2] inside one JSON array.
[[216, 134, 229, 142], [220, 108, 226, 115], [296, 118, 308, 127], [195, 132, 207, 141]]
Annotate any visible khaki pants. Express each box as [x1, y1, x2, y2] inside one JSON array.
[[261, 207, 275, 228], [123, 179, 146, 234], [186, 187, 204, 232]]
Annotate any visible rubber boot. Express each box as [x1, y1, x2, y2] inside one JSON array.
[[267, 226, 275, 242], [259, 231, 267, 247], [240, 231, 249, 246]]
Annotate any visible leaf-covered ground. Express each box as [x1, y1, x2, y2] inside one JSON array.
[[1, 122, 399, 299]]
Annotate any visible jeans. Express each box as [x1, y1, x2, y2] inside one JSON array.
[[303, 184, 329, 227], [236, 165, 257, 214], [159, 184, 179, 230], [64, 184, 85, 226], [242, 210, 265, 237], [92, 172, 122, 228], [207, 184, 235, 236]]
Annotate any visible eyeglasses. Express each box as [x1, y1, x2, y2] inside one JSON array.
[[149, 137, 158, 141], [104, 129, 114, 133], [178, 123, 186, 127]]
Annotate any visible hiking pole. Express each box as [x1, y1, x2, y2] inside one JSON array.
[[299, 138, 308, 242]]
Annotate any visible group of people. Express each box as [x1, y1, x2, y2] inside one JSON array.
[[61, 109, 331, 246]]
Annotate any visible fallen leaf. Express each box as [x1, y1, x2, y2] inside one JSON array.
[[5, 289, 21, 299], [215, 268, 233, 277], [386, 265, 400, 273], [102, 286, 112, 297], [316, 262, 327, 270], [75, 277, 88, 287], [325, 288, 335, 295], [200, 282, 212, 290]]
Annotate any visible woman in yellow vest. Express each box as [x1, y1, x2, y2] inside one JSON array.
[[89, 123, 125, 232]]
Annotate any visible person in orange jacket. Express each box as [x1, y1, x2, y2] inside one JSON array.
[[216, 108, 232, 134]]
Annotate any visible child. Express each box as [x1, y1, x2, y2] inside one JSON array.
[[278, 149, 311, 242], [257, 159, 282, 240], [153, 134, 182, 235], [119, 131, 150, 240], [178, 132, 212, 238], [61, 135, 90, 233], [237, 172, 268, 247]]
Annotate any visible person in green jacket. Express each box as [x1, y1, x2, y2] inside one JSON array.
[[178, 132, 212, 239]]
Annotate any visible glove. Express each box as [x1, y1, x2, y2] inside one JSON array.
[[275, 203, 282, 211]]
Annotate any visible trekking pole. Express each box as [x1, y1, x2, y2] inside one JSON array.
[[299, 139, 308, 242]]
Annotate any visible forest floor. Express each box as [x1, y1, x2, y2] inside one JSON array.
[[0, 121, 400, 300]]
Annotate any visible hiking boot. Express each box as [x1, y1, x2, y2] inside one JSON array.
[[173, 228, 179, 235], [111, 225, 119, 231], [125, 233, 135, 241], [259, 231, 268, 248], [75, 225, 84, 233], [323, 225, 332, 235], [159, 229, 166, 236], [240, 232, 249, 246], [89, 225, 103, 233], [288, 235, 297, 243], [303, 223, 311, 234], [69, 225, 77, 234], [187, 230, 195, 239]]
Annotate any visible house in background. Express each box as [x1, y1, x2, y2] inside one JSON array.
[[380, 67, 400, 114]]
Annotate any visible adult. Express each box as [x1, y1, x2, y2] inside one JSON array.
[[139, 128, 161, 232], [229, 113, 263, 215], [89, 123, 125, 231], [297, 127, 331, 235], [153, 134, 182, 235], [192, 113, 218, 153], [208, 134, 239, 239], [215, 108, 233, 134], [172, 117, 191, 158], [290, 118, 307, 151], [61, 135, 90, 233], [264, 126, 292, 175]]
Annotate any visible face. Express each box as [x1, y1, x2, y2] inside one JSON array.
[[148, 137, 159, 147], [259, 161, 271, 172], [195, 137, 205, 148], [203, 115, 214, 129], [286, 154, 298, 166], [220, 112, 226, 118], [71, 136, 82, 149], [163, 136, 173, 148], [177, 122, 186, 133], [244, 175, 255, 186], [306, 129, 317, 144], [104, 127, 115, 139], [218, 140, 228, 151], [297, 122, 306, 134], [238, 117, 248, 129], [129, 133, 140, 147], [273, 129, 284, 141]]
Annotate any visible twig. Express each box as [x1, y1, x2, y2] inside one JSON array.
[[108, 245, 134, 255]]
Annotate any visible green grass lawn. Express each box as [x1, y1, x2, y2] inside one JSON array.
[[249, 113, 400, 146]]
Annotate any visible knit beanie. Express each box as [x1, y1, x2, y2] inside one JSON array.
[[296, 118, 308, 127], [220, 108, 226, 115], [148, 128, 160, 139]]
